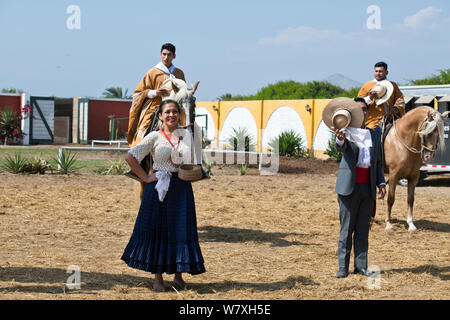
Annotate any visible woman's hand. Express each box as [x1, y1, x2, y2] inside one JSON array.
[[143, 173, 158, 183]]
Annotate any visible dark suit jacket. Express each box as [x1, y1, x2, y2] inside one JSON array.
[[335, 128, 385, 200]]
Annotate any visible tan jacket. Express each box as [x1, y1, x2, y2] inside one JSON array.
[[127, 67, 185, 147], [358, 80, 405, 129]]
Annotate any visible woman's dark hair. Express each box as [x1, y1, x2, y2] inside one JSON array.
[[158, 99, 181, 115]]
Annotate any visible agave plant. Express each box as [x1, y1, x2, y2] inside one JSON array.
[[227, 127, 256, 152], [0, 153, 28, 173], [269, 130, 308, 158], [51, 150, 82, 174]]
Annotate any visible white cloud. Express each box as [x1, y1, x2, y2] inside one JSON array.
[[258, 26, 342, 45], [404, 6, 442, 29]]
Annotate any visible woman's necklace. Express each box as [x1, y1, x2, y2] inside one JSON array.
[[161, 129, 184, 166]]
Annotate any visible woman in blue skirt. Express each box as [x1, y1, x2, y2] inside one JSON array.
[[122, 99, 205, 292]]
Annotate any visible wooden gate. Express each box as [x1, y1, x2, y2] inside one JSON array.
[[30, 96, 54, 144]]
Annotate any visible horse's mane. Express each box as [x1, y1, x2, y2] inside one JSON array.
[[415, 107, 446, 151]]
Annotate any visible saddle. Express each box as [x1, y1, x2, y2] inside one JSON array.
[[379, 113, 400, 172]]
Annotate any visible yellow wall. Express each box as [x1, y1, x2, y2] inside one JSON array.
[[195, 98, 332, 153]]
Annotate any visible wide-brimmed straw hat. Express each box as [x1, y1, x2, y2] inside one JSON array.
[[322, 97, 365, 130], [370, 80, 394, 105]]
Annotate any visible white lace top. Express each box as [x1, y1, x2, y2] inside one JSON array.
[[128, 129, 190, 172]]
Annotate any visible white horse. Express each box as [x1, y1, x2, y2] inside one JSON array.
[[159, 78, 202, 165]]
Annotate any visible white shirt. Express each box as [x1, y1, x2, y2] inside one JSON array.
[[147, 62, 178, 98], [336, 127, 372, 168]]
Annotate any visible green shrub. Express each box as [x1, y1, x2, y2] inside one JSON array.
[[324, 133, 342, 162], [204, 161, 213, 176], [23, 153, 52, 174], [0, 109, 24, 145], [96, 159, 129, 175], [238, 164, 248, 176], [269, 130, 309, 158]]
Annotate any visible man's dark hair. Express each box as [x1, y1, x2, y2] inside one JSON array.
[[374, 61, 388, 70], [354, 97, 368, 108], [161, 43, 176, 54]]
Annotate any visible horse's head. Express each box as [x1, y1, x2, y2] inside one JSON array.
[[417, 110, 448, 161], [160, 78, 200, 127]]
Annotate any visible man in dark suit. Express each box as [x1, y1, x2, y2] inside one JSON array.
[[333, 97, 386, 278]]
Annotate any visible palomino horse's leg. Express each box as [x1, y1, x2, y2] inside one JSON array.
[[406, 173, 420, 231], [386, 173, 398, 233]]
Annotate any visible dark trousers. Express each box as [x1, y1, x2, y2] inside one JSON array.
[[337, 183, 373, 272]]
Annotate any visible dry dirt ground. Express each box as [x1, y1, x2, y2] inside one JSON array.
[[0, 158, 449, 300]]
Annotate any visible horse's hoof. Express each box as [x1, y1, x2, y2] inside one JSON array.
[[385, 226, 394, 233], [408, 225, 417, 232]]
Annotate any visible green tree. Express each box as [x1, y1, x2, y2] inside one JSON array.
[[219, 80, 359, 101], [1, 88, 24, 94], [410, 69, 450, 85], [102, 87, 131, 99]]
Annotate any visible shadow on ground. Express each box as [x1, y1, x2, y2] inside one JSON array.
[[0, 266, 320, 294], [198, 225, 319, 247], [379, 219, 450, 233], [383, 264, 450, 281]]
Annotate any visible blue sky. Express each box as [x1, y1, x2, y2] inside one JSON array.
[[1, 0, 449, 100]]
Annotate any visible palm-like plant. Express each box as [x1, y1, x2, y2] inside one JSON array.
[[227, 127, 256, 152], [269, 130, 308, 158], [102, 87, 131, 99], [0, 109, 23, 145]]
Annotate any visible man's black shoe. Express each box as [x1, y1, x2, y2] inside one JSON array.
[[336, 270, 349, 278], [353, 268, 374, 277]]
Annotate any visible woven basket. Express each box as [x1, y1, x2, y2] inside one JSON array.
[[178, 164, 203, 182]]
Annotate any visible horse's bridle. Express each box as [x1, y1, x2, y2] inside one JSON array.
[[393, 116, 437, 155]]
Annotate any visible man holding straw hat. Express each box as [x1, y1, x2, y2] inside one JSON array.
[[358, 61, 405, 139], [322, 97, 386, 278]]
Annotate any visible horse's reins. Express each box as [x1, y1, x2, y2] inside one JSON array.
[[392, 116, 436, 155]]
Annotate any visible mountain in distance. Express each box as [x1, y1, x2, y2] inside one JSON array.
[[322, 73, 363, 90]]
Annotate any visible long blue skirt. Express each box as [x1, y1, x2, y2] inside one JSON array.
[[121, 174, 205, 275]]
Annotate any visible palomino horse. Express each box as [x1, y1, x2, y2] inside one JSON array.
[[383, 106, 449, 232], [137, 79, 201, 199]]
